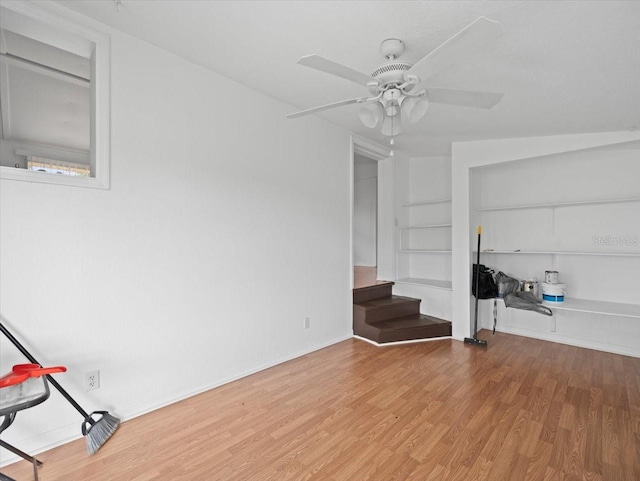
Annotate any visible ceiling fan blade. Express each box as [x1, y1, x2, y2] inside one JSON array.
[[286, 97, 371, 119], [408, 17, 503, 83], [425, 88, 504, 109], [298, 54, 378, 87]]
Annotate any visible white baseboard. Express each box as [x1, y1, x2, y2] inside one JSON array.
[[0, 333, 353, 467], [481, 323, 640, 358], [120, 333, 354, 422], [353, 335, 452, 347]]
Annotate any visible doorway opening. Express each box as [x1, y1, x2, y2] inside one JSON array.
[[353, 152, 381, 288]]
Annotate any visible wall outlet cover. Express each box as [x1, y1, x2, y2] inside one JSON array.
[[85, 370, 100, 391]]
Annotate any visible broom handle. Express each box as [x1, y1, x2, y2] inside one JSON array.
[[0, 321, 91, 420], [473, 226, 482, 338]]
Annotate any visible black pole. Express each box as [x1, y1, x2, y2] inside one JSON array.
[[473, 226, 482, 336], [0, 321, 92, 420], [464, 226, 488, 347]]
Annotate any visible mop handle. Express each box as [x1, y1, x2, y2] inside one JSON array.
[[473, 225, 482, 337], [0, 322, 92, 421]]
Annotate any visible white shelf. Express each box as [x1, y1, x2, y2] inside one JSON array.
[[496, 297, 640, 319], [395, 278, 452, 290], [542, 298, 640, 319], [477, 197, 640, 212], [402, 198, 451, 207], [398, 249, 452, 254], [397, 223, 452, 229], [478, 250, 640, 257]]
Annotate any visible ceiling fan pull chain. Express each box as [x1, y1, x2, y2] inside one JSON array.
[[390, 114, 395, 157]]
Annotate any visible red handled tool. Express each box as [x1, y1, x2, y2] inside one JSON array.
[[0, 321, 120, 455], [0, 364, 67, 389]]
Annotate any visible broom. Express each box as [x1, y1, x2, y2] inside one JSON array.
[[0, 321, 120, 455], [464, 225, 488, 347]]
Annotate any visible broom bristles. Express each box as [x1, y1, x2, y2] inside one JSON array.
[[84, 412, 120, 455]]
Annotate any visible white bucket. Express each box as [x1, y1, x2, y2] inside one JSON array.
[[542, 282, 565, 302]]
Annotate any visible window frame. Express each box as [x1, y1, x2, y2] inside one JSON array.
[[0, 0, 110, 189]]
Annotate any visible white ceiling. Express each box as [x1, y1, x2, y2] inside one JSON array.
[[53, 0, 640, 157]]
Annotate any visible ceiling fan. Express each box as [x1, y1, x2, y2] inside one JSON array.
[[287, 16, 505, 150]]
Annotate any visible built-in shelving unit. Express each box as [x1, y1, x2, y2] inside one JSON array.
[[401, 198, 451, 207], [398, 249, 452, 253], [471, 146, 640, 356], [542, 298, 640, 319], [395, 278, 452, 290], [398, 223, 452, 229], [477, 197, 640, 212], [478, 250, 640, 257], [495, 297, 640, 319], [393, 157, 453, 321]]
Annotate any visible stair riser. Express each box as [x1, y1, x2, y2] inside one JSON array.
[[355, 300, 420, 324], [353, 284, 393, 303], [377, 324, 452, 343]]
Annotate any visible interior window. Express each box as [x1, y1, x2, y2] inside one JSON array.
[[0, 2, 110, 188]]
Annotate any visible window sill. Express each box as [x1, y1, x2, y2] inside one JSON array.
[[0, 166, 109, 190]]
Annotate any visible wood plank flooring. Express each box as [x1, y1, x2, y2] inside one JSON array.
[[3, 331, 639, 481], [354, 266, 387, 289]]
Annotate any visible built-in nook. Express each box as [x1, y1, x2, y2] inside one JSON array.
[[452, 131, 640, 353]]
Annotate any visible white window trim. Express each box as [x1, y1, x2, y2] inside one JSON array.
[[0, 0, 110, 189]]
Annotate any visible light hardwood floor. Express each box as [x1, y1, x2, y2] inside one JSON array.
[[354, 266, 388, 289], [3, 331, 639, 481]]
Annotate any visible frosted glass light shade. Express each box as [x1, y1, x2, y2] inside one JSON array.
[[358, 102, 383, 129], [402, 95, 429, 123], [381, 114, 402, 136]]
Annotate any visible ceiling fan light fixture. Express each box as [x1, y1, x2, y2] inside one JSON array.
[[358, 102, 383, 129], [289, 17, 505, 145], [385, 104, 400, 117], [402, 95, 429, 123], [381, 114, 402, 137]]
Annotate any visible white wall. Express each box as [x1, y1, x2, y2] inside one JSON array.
[[376, 155, 397, 281], [353, 156, 377, 267], [0, 12, 353, 462]]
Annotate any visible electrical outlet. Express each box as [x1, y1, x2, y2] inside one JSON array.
[[85, 370, 100, 391], [304, 317, 310, 329]]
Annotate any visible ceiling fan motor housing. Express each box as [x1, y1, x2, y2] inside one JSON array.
[[371, 61, 413, 88], [372, 38, 414, 91], [289, 18, 505, 133]]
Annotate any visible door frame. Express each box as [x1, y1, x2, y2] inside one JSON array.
[[350, 136, 391, 289]]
